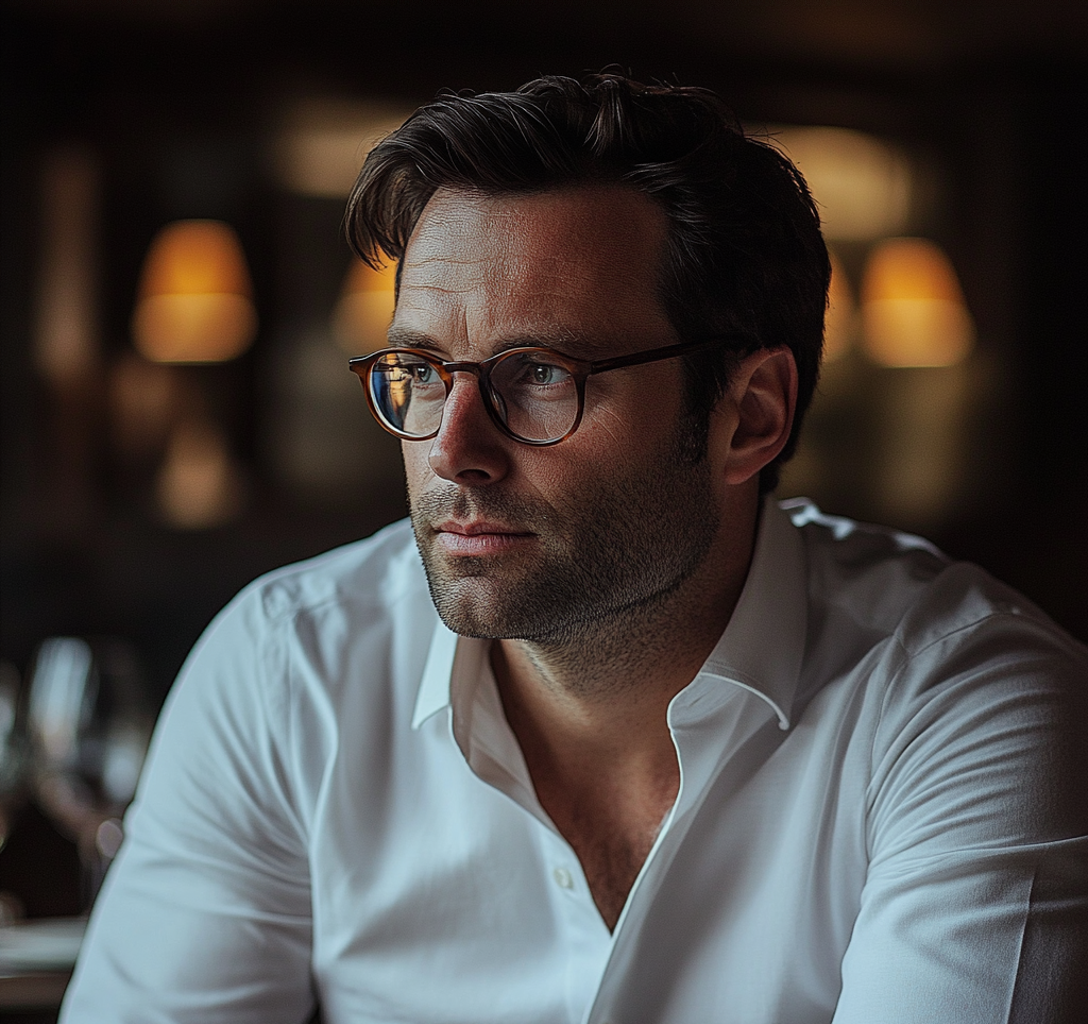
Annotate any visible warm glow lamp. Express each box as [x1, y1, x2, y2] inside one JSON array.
[[860, 237, 974, 367], [132, 220, 257, 363], [774, 127, 911, 242], [332, 258, 397, 355]]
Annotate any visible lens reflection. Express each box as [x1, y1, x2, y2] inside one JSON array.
[[370, 354, 445, 436]]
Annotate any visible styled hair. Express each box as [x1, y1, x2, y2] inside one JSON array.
[[345, 73, 830, 491]]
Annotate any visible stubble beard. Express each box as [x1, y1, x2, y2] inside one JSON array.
[[409, 428, 721, 657]]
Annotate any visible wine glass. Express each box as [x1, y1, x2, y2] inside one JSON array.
[[25, 637, 152, 907]]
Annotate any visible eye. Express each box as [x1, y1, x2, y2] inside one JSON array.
[[491, 351, 576, 401], [513, 357, 573, 388], [411, 363, 436, 383], [528, 362, 566, 386]]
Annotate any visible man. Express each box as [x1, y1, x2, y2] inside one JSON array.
[[63, 74, 1086, 1023]]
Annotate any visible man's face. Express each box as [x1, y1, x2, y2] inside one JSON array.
[[394, 186, 723, 645]]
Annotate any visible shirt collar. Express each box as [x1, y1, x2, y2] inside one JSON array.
[[412, 495, 808, 732], [412, 618, 462, 729], [680, 496, 807, 731]]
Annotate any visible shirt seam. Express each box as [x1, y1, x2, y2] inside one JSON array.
[[261, 599, 310, 849], [865, 607, 1055, 861]]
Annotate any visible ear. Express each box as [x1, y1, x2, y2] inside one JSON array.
[[715, 347, 798, 486]]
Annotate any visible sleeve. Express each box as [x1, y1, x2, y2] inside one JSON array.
[[832, 612, 1088, 1024], [59, 586, 317, 1024]]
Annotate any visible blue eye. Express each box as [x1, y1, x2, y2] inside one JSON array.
[[528, 363, 564, 385]]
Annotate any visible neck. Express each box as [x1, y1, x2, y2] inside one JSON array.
[[493, 492, 760, 763]]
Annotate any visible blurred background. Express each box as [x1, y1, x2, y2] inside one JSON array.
[[0, 0, 1085, 1006]]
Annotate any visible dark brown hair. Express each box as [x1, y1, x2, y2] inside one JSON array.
[[346, 73, 830, 490]]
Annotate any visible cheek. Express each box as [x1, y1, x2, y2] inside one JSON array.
[[582, 367, 685, 447], [401, 441, 432, 495], [573, 401, 682, 480], [537, 441, 646, 518]]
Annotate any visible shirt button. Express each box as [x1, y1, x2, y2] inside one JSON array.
[[552, 866, 574, 889]]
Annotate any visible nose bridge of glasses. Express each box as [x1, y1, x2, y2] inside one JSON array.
[[438, 360, 492, 417], [441, 359, 484, 378], [439, 359, 501, 415], [433, 359, 515, 443]]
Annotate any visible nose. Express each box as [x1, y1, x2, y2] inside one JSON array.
[[426, 373, 511, 485]]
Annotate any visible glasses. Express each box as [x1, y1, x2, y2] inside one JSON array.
[[349, 338, 721, 446]]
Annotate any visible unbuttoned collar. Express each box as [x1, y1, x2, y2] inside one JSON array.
[[412, 495, 807, 732], [671, 497, 807, 730], [412, 618, 466, 729]]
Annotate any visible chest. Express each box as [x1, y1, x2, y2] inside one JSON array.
[[537, 782, 676, 932], [310, 711, 867, 1024]]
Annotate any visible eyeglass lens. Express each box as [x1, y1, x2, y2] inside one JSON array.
[[368, 350, 581, 442]]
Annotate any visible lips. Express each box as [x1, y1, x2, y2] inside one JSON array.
[[433, 519, 534, 555], [435, 519, 525, 536]]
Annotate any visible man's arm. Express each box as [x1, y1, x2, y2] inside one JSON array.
[[834, 610, 1088, 1024], [60, 588, 316, 1024]]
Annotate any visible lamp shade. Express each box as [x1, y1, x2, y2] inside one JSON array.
[[860, 237, 974, 367], [132, 220, 257, 364]]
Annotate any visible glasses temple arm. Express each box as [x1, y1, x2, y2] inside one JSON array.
[[587, 337, 730, 375]]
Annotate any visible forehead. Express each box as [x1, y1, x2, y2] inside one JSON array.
[[392, 186, 674, 355]]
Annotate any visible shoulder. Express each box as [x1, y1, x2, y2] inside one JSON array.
[[227, 517, 426, 631], [166, 517, 435, 730], [781, 498, 1087, 761], [781, 498, 1085, 664], [779, 502, 1087, 858], [782, 502, 1086, 798], [145, 518, 435, 809]]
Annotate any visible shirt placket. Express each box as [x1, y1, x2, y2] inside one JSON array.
[[453, 645, 615, 1023], [580, 678, 783, 1024]]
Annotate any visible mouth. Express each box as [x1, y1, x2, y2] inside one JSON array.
[[432, 519, 535, 556]]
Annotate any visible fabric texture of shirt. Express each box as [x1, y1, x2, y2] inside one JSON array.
[[61, 498, 1088, 1024]]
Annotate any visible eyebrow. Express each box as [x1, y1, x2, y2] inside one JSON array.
[[383, 326, 606, 360], [384, 328, 444, 352]]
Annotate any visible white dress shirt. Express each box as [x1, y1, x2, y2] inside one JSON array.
[[61, 498, 1088, 1024]]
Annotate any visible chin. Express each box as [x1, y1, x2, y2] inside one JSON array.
[[432, 601, 519, 640]]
